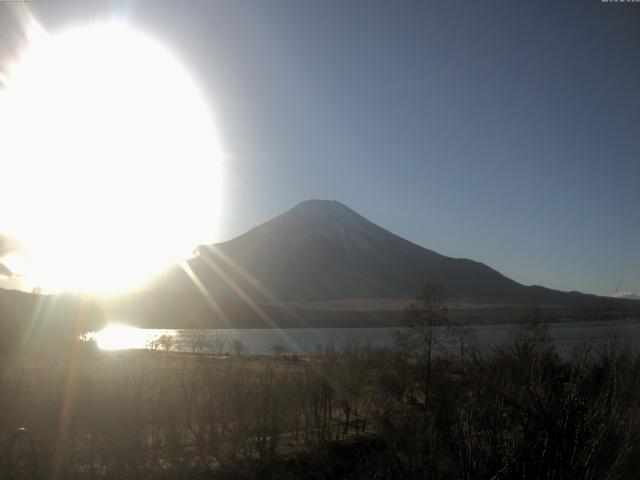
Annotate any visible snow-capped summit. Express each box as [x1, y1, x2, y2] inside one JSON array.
[[255, 199, 392, 251]]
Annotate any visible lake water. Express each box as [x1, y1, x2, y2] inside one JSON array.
[[89, 318, 640, 357]]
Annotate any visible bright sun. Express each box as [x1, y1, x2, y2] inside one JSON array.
[[0, 22, 222, 293]]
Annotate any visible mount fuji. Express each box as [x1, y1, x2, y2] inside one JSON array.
[[181, 199, 524, 302], [156, 200, 613, 307], [88, 200, 640, 327]]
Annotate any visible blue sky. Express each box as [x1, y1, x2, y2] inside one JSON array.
[[2, 0, 639, 295]]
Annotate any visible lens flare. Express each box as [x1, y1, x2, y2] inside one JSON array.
[[0, 21, 223, 293]]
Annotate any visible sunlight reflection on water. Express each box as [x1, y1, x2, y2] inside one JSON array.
[[85, 318, 640, 356], [87, 325, 175, 351]]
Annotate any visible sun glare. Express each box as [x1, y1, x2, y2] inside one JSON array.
[[0, 21, 223, 293], [89, 324, 173, 351]]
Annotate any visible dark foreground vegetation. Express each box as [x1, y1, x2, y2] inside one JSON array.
[[1, 290, 640, 479]]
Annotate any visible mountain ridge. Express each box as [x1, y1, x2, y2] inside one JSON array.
[[160, 199, 605, 306]]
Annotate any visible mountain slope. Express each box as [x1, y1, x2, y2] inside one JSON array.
[[162, 200, 604, 306]]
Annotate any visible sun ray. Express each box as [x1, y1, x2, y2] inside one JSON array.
[[200, 245, 281, 303], [14, 293, 49, 362], [51, 304, 83, 480], [178, 260, 233, 329], [200, 245, 312, 329], [194, 251, 302, 342], [197, 245, 315, 353]]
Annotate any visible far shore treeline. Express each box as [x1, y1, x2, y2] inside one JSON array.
[[0, 284, 639, 359]]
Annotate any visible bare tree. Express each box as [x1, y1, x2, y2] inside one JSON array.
[[207, 332, 228, 356], [183, 330, 207, 355], [232, 338, 248, 357], [448, 321, 469, 374], [394, 285, 448, 405], [157, 334, 175, 353]]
